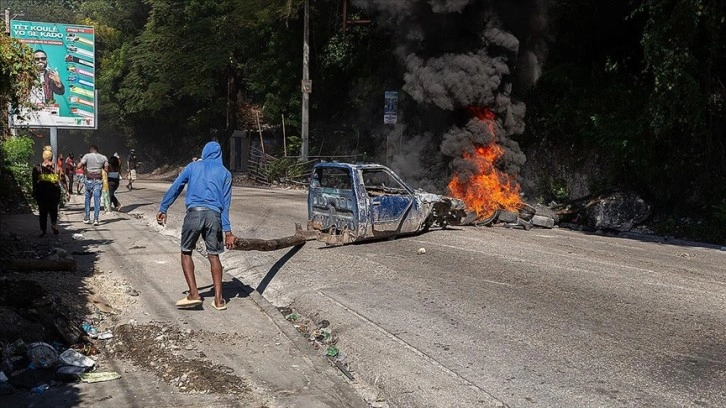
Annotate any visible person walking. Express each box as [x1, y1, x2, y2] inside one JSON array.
[[32, 146, 62, 236], [156, 141, 237, 310], [126, 149, 138, 190], [107, 153, 122, 211], [74, 159, 85, 195], [78, 145, 108, 226], [101, 169, 112, 213], [64, 153, 75, 196], [55, 152, 68, 205]]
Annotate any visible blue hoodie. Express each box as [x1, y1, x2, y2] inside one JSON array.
[[159, 141, 233, 231]]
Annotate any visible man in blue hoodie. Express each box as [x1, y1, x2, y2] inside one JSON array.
[[156, 141, 237, 310]]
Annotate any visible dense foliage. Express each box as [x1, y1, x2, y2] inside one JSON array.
[[0, 33, 36, 135], [0, 0, 723, 242], [0, 19, 38, 205], [0, 134, 34, 198], [525, 0, 725, 242]]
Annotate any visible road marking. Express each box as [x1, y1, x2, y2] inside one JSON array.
[[480, 279, 515, 287]]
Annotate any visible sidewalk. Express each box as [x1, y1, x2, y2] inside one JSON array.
[[0, 193, 368, 408]]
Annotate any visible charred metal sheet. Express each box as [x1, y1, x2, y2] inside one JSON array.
[[308, 162, 467, 245], [371, 195, 413, 232]]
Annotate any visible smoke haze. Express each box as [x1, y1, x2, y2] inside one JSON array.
[[353, 0, 549, 192]]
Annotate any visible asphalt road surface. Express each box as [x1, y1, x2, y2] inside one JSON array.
[[121, 181, 726, 408]]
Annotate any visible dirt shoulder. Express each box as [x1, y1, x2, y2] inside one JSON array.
[[0, 192, 366, 408], [0, 212, 257, 407]]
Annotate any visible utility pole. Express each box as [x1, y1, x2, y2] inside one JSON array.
[[300, 0, 310, 161]]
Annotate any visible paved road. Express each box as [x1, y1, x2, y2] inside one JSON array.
[[122, 181, 726, 408]]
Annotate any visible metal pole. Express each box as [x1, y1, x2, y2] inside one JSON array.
[[300, 0, 310, 161], [50, 127, 58, 168], [281, 114, 287, 156], [255, 111, 265, 155], [4, 9, 9, 34]]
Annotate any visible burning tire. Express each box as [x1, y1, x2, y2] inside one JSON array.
[[518, 203, 537, 222], [475, 209, 500, 226]]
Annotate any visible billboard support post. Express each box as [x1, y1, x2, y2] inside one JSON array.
[[50, 127, 57, 165]]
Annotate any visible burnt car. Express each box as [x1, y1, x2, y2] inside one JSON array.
[[307, 162, 469, 245]]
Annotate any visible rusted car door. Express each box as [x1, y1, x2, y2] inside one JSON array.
[[360, 168, 416, 233], [308, 165, 362, 235]]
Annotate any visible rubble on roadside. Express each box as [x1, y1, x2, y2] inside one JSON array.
[[279, 306, 354, 381], [0, 232, 123, 397], [101, 322, 248, 395], [472, 191, 654, 235]]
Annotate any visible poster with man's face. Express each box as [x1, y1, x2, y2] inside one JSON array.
[[10, 20, 96, 129]]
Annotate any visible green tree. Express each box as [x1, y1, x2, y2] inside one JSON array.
[[0, 34, 36, 136], [636, 0, 726, 206], [0, 0, 86, 24], [103, 0, 299, 163]]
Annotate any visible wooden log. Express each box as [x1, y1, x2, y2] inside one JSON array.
[[232, 235, 307, 251], [5, 259, 77, 271], [230, 223, 322, 251]]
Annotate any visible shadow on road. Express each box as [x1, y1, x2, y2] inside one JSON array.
[[0, 211, 111, 405], [256, 245, 303, 295], [116, 202, 155, 213], [193, 277, 255, 303]]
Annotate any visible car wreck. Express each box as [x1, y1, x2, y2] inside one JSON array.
[[307, 162, 470, 246]]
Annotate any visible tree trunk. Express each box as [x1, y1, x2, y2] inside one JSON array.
[[220, 57, 239, 169], [232, 235, 307, 251], [230, 224, 320, 251]]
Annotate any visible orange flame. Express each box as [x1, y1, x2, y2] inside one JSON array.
[[448, 109, 522, 220]]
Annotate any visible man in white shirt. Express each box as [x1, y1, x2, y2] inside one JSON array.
[[78, 145, 108, 225]]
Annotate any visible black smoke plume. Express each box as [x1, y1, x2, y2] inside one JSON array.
[[352, 0, 549, 192]]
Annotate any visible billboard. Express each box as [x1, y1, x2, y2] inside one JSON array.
[[384, 91, 398, 124], [10, 20, 96, 129]]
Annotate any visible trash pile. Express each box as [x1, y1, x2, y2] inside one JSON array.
[[0, 231, 124, 396], [280, 307, 354, 381], [0, 329, 120, 396]]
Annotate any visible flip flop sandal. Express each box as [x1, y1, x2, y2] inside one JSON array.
[[175, 296, 203, 308], [210, 300, 227, 311]]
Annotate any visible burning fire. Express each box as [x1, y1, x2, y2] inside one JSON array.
[[448, 108, 522, 220]]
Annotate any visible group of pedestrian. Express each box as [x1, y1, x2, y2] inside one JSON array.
[[33, 144, 137, 232], [33, 140, 235, 312]]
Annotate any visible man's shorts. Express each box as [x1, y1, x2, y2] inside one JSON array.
[[129, 169, 137, 181], [180, 207, 224, 255], [74, 174, 86, 184]]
